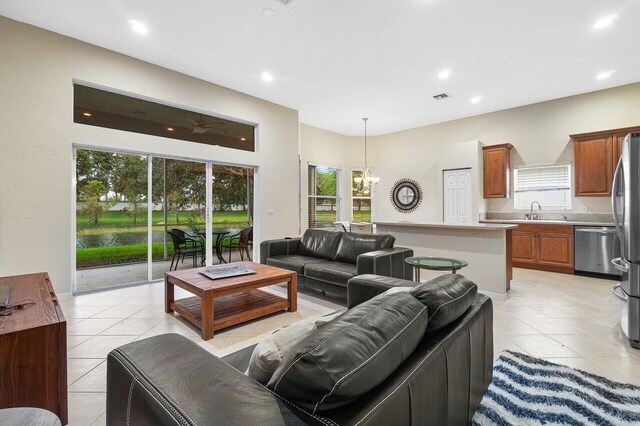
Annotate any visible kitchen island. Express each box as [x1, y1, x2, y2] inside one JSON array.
[[375, 221, 518, 294]]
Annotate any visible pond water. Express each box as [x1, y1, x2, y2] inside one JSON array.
[[76, 224, 247, 248]]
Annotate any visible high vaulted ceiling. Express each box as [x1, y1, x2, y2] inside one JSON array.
[[1, 0, 639, 136]]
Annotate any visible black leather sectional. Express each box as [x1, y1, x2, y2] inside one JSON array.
[[106, 274, 493, 425], [260, 229, 414, 298]]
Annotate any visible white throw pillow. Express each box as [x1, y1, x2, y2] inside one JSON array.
[[245, 311, 343, 385], [382, 286, 414, 295]]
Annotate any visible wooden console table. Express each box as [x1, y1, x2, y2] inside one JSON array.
[[0, 273, 67, 424], [165, 262, 297, 340]]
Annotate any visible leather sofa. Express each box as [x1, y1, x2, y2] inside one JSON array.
[[106, 274, 493, 425], [260, 229, 414, 298]]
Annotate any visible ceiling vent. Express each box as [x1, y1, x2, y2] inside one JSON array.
[[432, 93, 450, 100], [275, 0, 296, 5]]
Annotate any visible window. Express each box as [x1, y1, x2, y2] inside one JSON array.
[[308, 165, 341, 228], [74, 84, 255, 152], [352, 170, 372, 222], [513, 164, 572, 210]]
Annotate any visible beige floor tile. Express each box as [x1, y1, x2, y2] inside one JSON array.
[[137, 317, 200, 340], [550, 334, 631, 358], [90, 305, 147, 318], [518, 317, 584, 335], [507, 334, 583, 358], [67, 335, 92, 350], [68, 392, 106, 426], [68, 362, 107, 392], [129, 305, 172, 319], [64, 305, 112, 319], [68, 358, 104, 385], [68, 335, 137, 359], [229, 315, 286, 337], [68, 319, 121, 336], [99, 318, 164, 336], [91, 412, 107, 426], [494, 317, 543, 335]]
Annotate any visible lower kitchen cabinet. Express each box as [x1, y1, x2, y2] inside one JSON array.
[[512, 231, 536, 264], [511, 224, 574, 274]]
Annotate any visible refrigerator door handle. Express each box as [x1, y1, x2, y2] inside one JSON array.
[[612, 256, 629, 272], [611, 283, 628, 301], [612, 157, 624, 242]]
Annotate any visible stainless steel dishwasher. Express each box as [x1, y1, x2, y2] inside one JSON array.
[[574, 226, 622, 278]]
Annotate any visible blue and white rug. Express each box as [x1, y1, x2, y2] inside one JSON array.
[[472, 351, 640, 426]]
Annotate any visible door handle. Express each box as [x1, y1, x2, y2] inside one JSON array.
[[612, 158, 624, 243], [611, 283, 628, 301], [612, 257, 629, 272]]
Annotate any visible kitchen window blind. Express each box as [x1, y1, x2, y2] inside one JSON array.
[[513, 164, 572, 210]]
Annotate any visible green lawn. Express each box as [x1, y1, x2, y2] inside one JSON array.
[[77, 242, 167, 267], [77, 210, 250, 227]]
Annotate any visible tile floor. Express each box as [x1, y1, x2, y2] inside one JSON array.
[[58, 267, 640, 425]]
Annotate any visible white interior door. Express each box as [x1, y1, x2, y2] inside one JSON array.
[[443, 169, 473, 224], [444, 170, 458, 224]]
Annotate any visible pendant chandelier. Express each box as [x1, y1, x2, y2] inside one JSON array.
[[353, 117, 380, 194]]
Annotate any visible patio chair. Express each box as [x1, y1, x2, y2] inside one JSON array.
[[167, 230, 202, 271], [222, 227, 253, 263]]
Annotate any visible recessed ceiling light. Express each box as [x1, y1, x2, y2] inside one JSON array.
[[593, 14, 617, 29], [128, 19, 148, 34], [596, 70, 616, 80], [470, 96, 482, 104], [262, 8, 275, 17], [240, 137, 246, 141], [167, 127, 174, 132], [438, 69, 451, 79], [261, 71, 274, 82], [82, 112, 92, 117]]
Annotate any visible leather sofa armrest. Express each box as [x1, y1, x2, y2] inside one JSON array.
[[259, 237, 301, 264], [106, 334, 320, 426], [356, 247, 413, 280], [347, 274, 417, 308]]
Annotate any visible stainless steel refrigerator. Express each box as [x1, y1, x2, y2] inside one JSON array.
[[612, 132, 640, 349]]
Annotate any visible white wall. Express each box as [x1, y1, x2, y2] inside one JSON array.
[[0, 17, 300, 293], [369, 82, 640, 222]]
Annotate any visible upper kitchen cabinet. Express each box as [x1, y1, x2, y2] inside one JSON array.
[[483, 143, 513, 198], [571, 126, 640, 197]]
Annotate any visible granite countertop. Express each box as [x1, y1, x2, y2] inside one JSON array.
[[374, 221, 519, 231], [480, 219, 615, 227]]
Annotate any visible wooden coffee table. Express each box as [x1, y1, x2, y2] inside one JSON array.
[[164, 261, 297, 340]]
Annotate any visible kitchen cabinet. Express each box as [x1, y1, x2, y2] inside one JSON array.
[[512, 231, 536, 264], [483, 143, 513, 198], [571, 126, 640, 197], [510, 224, 574, 274]]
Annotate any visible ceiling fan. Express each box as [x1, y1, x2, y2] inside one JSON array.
[[186, 114, 228, 134]]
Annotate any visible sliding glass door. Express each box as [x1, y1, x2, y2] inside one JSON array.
[[74, 148, 255, 294], [151, 158, 207, 280], [75, 151, 149, 292]]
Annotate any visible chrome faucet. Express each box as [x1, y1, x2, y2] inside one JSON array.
[[529, 201, 542, 220]]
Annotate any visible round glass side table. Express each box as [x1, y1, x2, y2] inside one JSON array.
[[404, 256, 469, 282]]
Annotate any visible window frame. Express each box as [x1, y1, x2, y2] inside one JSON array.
[[307, 164, 342, 229], [351, 169, 373, 223], [513, 163, 572, 211]]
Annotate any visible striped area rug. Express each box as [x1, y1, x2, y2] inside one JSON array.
[[472, 351, 640, 426]]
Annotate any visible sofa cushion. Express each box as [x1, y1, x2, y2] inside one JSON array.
[[304, 261, 357, 286], [409, 274, 478, 332], [266, 255, 321, 275], [335, 232, 395, 264], [298, 229, 343, 260], [267, 292, 428, 414]]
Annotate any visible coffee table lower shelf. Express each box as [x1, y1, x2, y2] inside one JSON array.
[[170, 289, 290, 334]]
